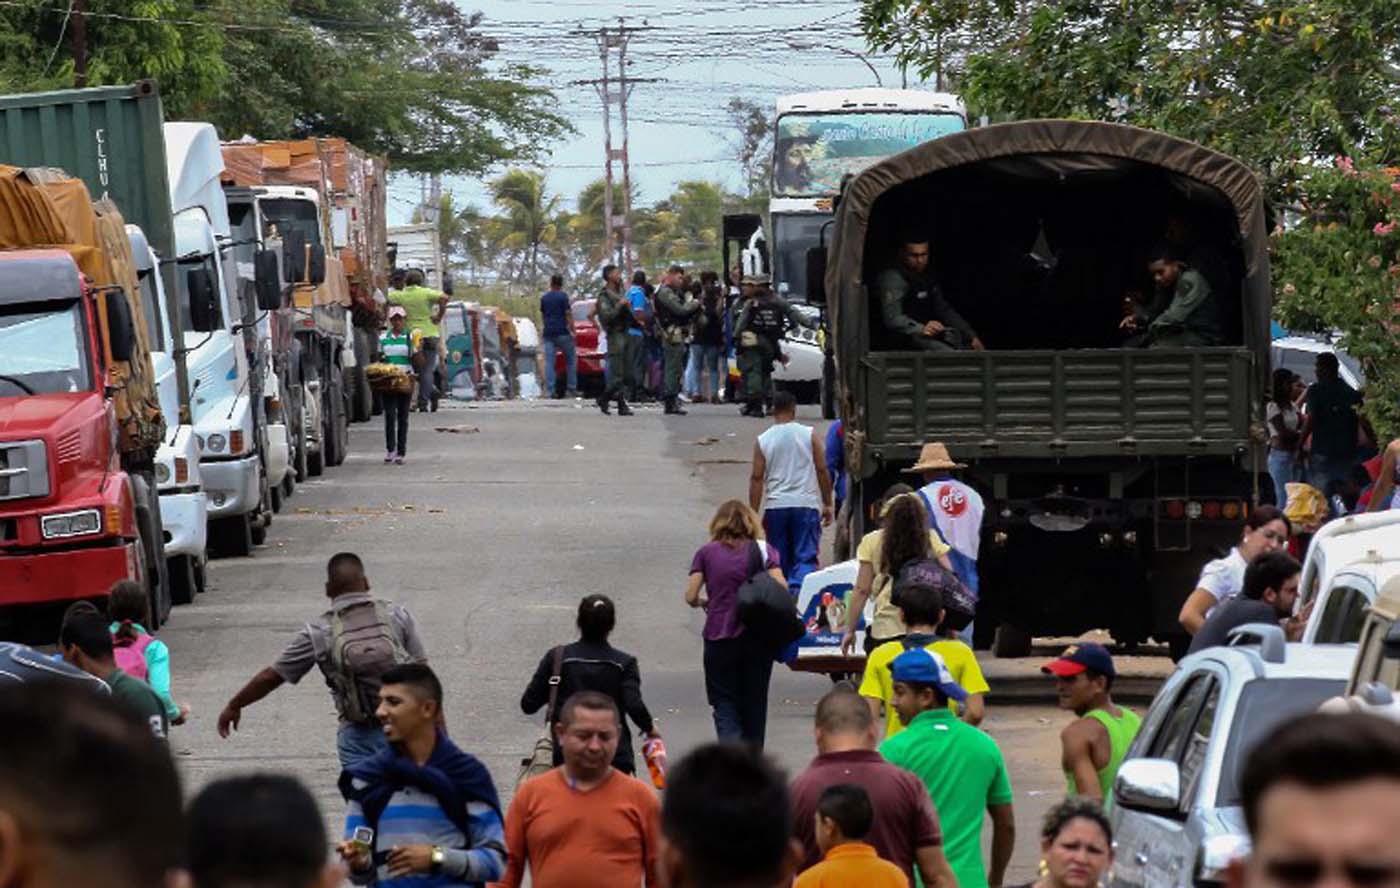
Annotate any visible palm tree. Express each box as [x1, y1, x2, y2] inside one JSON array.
[[489, 169, 562, 291]]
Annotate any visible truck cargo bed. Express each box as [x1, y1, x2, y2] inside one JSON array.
[[861, 347, 1254, 459]]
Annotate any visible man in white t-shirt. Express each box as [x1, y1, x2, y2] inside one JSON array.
[[749, 390, 834, 594]]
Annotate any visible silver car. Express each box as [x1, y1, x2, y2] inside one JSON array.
[[1109, 630, 1353, 887]]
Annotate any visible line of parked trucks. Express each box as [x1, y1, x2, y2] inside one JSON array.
[[0, 81, 401, 637]]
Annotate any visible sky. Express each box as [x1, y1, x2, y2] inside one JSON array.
[[385, 0, 923, 223]]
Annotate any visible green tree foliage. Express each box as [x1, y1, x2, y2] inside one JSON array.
[[488, 169, 563, 292], [861, 0, 1400, 434], [0, 0, 224, 109], [0, 1, 568, 176], [725, 96, 773, 202]]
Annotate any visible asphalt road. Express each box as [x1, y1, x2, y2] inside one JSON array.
[[161, 398, 1161, 885]]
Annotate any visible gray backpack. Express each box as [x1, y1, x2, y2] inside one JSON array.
[[326, 600, 414, 724]]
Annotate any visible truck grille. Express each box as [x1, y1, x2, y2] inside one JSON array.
[[0, 440, 50, 501]]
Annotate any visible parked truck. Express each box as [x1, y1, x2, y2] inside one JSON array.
[[0, 81, 192, 615], [0, 165, 170, 630], [221, 138, 389, 470], [817, 121, 1271, 658]]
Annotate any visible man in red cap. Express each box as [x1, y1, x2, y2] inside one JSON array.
[[1042, 643, 1140, 802]]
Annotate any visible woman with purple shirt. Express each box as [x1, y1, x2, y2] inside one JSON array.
[[685, 500, 787, 748]]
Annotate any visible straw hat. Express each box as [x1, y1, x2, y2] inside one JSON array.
[[903, 442, 966, 473]]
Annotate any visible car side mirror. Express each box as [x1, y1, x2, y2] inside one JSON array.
[[1114, 758, 1181, 812], [186, 268, 221, 332], [253, 249, 283, 311], [307, 244, 326, 286], [806, 246, 828, 306], [282, 229, 307, 284], [1383, 621, 1400, 658], [104, 289, 136, 362]]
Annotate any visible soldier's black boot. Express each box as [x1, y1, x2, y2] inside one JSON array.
[[665, 396, 687, 415], [596, 394, 611, 415], [617, 398, 634, 416]]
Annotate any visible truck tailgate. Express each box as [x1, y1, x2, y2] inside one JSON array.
[[862, 347, 1254, 459]]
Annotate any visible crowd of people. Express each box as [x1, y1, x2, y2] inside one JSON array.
[[537, 264, 815, 418]]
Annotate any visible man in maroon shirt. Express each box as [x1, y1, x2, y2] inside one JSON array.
[[790, 686, 956, 886]]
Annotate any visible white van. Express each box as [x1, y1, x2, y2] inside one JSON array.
[[1299, 511, 1400, 644]]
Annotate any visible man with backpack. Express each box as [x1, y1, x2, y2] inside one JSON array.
[[217, 552, 428, 769]]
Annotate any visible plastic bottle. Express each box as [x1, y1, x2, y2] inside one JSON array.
[[642, 737, 667, 789]]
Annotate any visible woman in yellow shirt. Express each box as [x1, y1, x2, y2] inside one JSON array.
[[839, 484, 952, 656]]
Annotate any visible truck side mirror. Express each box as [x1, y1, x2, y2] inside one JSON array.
[[187, 268, 221, 332], [253, 249, 283, 311], [806, 246, 828, 306], [104, 289, 136, 362], [282, 229, 307, 284], [307, 244, 327, 286]]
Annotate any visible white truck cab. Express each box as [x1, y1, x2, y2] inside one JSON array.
[[165, 122, 266, 557], [128, 224, 207, 602]]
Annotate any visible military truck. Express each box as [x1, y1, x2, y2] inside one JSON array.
[[816, 121, 1271, 657]]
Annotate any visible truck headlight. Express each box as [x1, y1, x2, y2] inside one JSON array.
[[206, 433, 227, 453], [155, 462, 172, 484], [41, 508, 102, 539]]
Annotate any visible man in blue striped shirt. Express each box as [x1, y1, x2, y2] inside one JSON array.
[[338, 664, 506, 886]]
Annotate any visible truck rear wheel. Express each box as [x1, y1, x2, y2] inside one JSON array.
[[209, 514, 253, 558], [991, 623, 1033, 659], [133, 476, 170, 630]]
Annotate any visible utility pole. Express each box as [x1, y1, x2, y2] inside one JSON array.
[[571, 20, 658, 271], [71, 0, 88, 87]]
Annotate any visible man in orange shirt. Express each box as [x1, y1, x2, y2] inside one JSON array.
[[492, 691, 660, 887], [795, 784, 908, 888]]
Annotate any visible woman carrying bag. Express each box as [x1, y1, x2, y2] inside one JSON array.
[[376, 306, 415, 464], [685, 499, 788, 749], [519, 594, 660, 777]]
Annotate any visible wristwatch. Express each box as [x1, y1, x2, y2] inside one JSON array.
[[430, 846, 445, 873]]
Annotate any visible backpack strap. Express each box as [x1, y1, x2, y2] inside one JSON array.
[[917, 489, 952, 549], [748, 539, 767, 579], [544, 645, 564, 725]]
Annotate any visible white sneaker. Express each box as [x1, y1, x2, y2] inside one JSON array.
[[384, 451, 394, 463]]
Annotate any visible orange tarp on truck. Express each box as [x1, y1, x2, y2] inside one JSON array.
[[0, 165, 164, 456]]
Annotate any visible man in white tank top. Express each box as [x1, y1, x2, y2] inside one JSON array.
[[749, 391, 834, 594]]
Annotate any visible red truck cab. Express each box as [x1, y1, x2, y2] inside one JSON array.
[[0, 250, 139, 607]]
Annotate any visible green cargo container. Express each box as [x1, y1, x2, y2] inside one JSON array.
[[0, 80, 174, 290]]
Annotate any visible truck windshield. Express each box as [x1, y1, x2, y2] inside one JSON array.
[[774, 111, 964, 197], [0, 301, 91, 395], [773, 214, 830, 303], [136, 268, 165, 350], [1216, 677, 1346, 807], [227, 202, 258, 267], [260, 199, 322, 249]]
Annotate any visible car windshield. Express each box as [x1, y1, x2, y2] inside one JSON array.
[[1217, 677, 1346, 806], [0, 301, 91, 395]]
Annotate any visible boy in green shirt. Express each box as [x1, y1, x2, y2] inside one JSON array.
[[879, 648, 1014, 888], [60, 610, 168, 740]]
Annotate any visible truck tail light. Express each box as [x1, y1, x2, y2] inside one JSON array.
[[175, 457, 189, 484], [1202, 500, 1222, 519], [1163, 499, 1186, 519], [230, 431, 245, 453], [1222, 501, 1243, 520]]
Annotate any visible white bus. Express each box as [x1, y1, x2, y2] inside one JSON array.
[[770, 88, 967, 302]]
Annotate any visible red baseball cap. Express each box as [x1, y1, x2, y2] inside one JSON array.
[[1041, 643, 1116, 680]]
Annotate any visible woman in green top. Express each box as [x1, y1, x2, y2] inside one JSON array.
[[1042, 643, 1142, 801], [379, 307, 414, 464]]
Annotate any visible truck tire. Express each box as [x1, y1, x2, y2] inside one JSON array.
[[991, 623, 1033, 659], [209, 514, 253, 558], [168, 554, 197, 606], [293, 399, 310, 483], [308, 446, 324, 477], [327, 373, 349, 467], [132, 476, 171, 630]]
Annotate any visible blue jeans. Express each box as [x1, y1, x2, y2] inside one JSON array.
[[336, 721, 388, 770], [686, 343, 722, 398], [542, 333, 577, 395], [416, 338, 440, 409], [763, 507, 822, 595], [1268, 448, 1297, 508], [703, 633, 774, 749], [1310, 454, 1354, 506]]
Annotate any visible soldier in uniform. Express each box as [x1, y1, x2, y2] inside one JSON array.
[[654, 264, 701, 415], [876, 236, 984, 351], [594, 264, 636, 416], [734, 273, 812, 417]]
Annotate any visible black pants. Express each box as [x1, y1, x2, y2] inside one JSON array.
[[383, 392, 409, 455], [703, 633, 774, 749]]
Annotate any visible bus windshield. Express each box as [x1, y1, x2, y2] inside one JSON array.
[[774, 111, 964, 197], [772, 214, 830, 301]]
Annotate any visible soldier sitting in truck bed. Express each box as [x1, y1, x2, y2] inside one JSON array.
[[876, 234, 985, 352], [1125, 242, 1225, 348]]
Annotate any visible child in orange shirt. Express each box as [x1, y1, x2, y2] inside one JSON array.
[[794, 784, 909, 888]]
